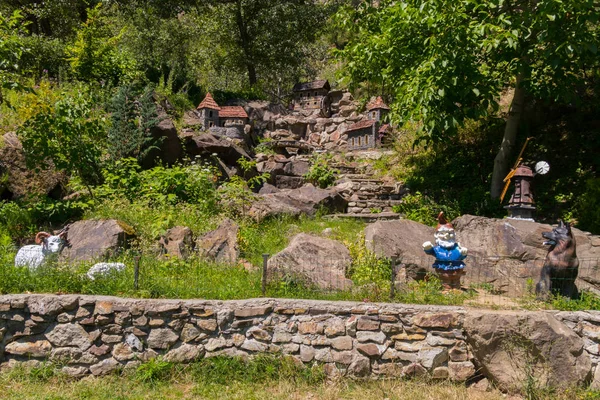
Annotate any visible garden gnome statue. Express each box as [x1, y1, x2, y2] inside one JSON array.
[[422, 212, 468, 290]]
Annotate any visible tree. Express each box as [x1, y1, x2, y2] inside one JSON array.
[[107, 83, 160, 163], [336, 0, 600, 198], [0, 10, 26, 106], [202, 0, 335, 88], [68, 4, 138, 84], [18, 90, 105, 195]]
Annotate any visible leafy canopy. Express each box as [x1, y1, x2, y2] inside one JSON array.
[[0, 10, 27, 106], [336, 0, 600, 140], [17, 89, 106, 188]]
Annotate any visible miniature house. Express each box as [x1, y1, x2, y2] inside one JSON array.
[[292, 80, 331, 111], [345, 96, 390, 150], [505, 164, 536, 220], [196, 93, 249, 130]]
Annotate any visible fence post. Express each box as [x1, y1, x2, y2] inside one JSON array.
[[390, 256, 398, 301], [262, 254, 269, 297], [133, 254, 141, 291]]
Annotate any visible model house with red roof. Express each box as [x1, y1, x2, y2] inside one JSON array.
[[196, 93, 249, 131], [345, 96, 391, 150]]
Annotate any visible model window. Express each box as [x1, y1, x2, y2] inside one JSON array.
[[209, 121, 214, 127], [209, 111, 213, 118], [366, 135, 370, 145], [358, 137, 362, 146]]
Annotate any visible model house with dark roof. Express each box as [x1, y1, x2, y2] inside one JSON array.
[[292, 80, 331, 111], [196, 93, 249, 130], [345, 96, 391, 150]]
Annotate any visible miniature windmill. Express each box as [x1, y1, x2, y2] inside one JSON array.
[[500, 137, 550, 221]]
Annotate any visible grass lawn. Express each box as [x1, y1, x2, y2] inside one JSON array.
[[0, 356, 597, 400]]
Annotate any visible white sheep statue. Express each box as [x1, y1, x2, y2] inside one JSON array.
[[14, 231, 67, 270], [86, 262, 126, 280]]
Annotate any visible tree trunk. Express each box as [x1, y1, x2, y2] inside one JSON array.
[[234, 0, 257, 86], [490, 74, 526, 199]]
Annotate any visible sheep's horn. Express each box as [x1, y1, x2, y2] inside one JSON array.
[[35, 232, 51, 244]]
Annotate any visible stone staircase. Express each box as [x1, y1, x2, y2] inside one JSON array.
[[334, 170, 407, 215]]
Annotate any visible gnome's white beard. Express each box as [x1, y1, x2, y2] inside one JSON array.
[[436, 238, 456, 249]]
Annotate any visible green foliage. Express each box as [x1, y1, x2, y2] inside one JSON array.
[[135, 358, 175, 384], [395, 275, 476, 306], [0, 10, 28, 107], [392, 192, 460, 227], [18, 88, 105, 189], [304, 154, 338, 189], [336, 0, 600, 140], [551, 291, 600, 312], [107, 83, 160, 163], [575, 178, 600, 234], [68, 4, 138, 84], [346, 236, 391, 288], [97, 158, 219, 210], [217, 176, 257, 218]]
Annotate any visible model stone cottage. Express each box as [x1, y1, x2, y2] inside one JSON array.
[[345, 96, 391, 150], [292, 80, 331, 111], [196, 93, 249, 130]]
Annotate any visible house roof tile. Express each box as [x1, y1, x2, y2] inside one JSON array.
[[197, 93, 221, 110], [219, 106, 248, 119], [346, 119, 375, 133], [367, 96, 390, 111], [293, 80, 331, 92]]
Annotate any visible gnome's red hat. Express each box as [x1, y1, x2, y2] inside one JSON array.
[[436, 212, 453, 231]]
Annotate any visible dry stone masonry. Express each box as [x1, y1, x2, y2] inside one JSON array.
[[1, 294, 599, 390]]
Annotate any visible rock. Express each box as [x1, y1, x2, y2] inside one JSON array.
[[147, 328, 179, 349], [90, 358, 120, 376], [142, 118, 183, 168], [182, 132, 252, 166], [258, 183, 280, 194], [453, 215, 600, 296], [274, 175, 305, 190], [196, 219, 239, 264], [112, 343, 135, 361], [5, 340, 52, 357], [45, 323, 92, 350], [417, 347, 448, 370], [267, 233, 353, 290], [365, 220, 434, 280], [348, 355, 371, 377], [283, 160, 309, 177], [164, 343, 202, 363], [249, 184, 347, 221], [158, 226, 194, 259], [464, 310, 592, 391], [0, 132, 66, 200], [50, 347, 97, 364], [448, 361, 476, 381], [356, 331, 387, 344], [60, 219, 135, 262]]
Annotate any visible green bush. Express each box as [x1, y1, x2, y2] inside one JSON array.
[[304, 154, 338, 189], [392, 192, 460, 226]]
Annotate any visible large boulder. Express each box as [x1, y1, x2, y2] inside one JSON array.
[[364, 215, 600, 296], [158, 226, 194, 259], [248, 184, 347, 222], [464, 310, 591, 391], [365, 219, 434, 280], [0, 132, 67, 200], [196, 219, 239, 264], [60, 220, 135, 262], [453, 215, 600, 296], [141, 118, 183, 168], [182, 132, 252, 165], [268, 233, 353, 290]]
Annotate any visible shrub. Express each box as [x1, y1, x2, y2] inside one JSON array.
[[575, 178, 600, 234], [392, 192, 460, 226], [304, 154, 338, 189]]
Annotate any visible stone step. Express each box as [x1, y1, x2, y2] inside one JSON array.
[[348, 199, 404, 207], [325, 212, 402, 222]]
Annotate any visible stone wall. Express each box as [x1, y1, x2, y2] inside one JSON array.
[[0, 294, 599, 390]]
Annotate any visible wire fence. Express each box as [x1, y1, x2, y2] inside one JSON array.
[[2, 245, 598, 309]]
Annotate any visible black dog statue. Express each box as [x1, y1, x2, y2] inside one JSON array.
[[536, 220, 579, 299]]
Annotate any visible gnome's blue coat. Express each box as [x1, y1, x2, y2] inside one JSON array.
[[424, 244, 466, 271]]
